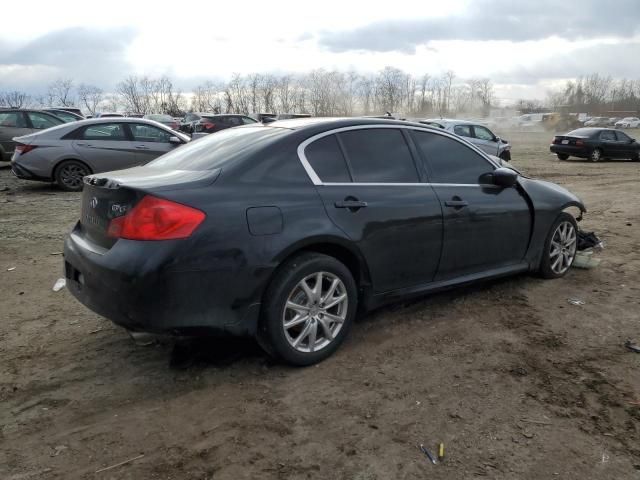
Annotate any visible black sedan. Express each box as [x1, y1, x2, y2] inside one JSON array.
[[64, 118, 586, 365], [550, 128, 640, 162]]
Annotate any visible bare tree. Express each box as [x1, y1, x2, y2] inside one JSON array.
[[77, 84, 103, 115], [0, 91, 31, 108], [47, 78, 75, 107]]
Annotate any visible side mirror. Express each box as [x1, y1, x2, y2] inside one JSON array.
[[629, 138, 636, 143], [491, 167, 518, 187], [494, 136, 500, 143], [168, 136, 182, 145]]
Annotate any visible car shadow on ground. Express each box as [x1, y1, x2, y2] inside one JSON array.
[[157, 273, 532, 370]]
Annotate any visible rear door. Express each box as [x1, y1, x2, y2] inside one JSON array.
[[304, 127, 443, 293], [0, 111, 32, 159], [472, 125, 500, 156], [411, 130, 531, 281], [127, 123, 179, 163], [72, 123, 138, 172]]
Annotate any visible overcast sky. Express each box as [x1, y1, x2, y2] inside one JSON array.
[[1, 0, 638, 102]]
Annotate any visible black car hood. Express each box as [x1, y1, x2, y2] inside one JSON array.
[[85, 167, 220, 192]]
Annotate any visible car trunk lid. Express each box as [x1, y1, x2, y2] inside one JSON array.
[[79, 167, 219, 249]]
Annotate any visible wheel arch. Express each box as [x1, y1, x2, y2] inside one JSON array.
[[270, 236, 373, 292], [53, 158, 94, 177]]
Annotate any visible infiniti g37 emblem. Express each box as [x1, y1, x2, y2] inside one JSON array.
[[89, 197, 98, 209]]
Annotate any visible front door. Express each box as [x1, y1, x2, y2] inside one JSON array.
[[472, 125, 500, 156], [127, 123, 180, 164], [72, 123, 138, 172], [303, 128, 443, 293], [411, 129, 532, 280]]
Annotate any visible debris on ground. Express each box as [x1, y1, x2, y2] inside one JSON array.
[[95, 453, 145, 474], [50, 252, 63, 256], [419, 444, 437, 464], [52, 278, 66, 292], [7, 267, 16, 271], [577, 230, 603, 251], [624, 340, 640, 353], [573, 251, 601, 269], [568, 298, 585, 306], [438, 443, 445, 462]]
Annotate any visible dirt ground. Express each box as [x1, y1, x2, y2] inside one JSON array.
[[1, 130, 639, 479]]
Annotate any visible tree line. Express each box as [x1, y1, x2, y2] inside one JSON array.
[[1, 70, 638, 117]]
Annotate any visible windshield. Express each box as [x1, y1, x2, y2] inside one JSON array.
[[148, 126, 289, 171]]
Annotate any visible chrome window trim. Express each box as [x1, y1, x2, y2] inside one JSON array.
[[297, 124, 500, 186], [320, 182, 500, 188]]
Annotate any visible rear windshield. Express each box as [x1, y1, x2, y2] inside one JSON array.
[[148, 126, 289, 170], [566, 128, 599, 137]]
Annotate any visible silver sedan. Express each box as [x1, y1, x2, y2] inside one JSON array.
[[11, 118, 190, 191], [418, 118, 512, 161]]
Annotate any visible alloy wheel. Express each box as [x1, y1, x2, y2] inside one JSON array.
[[59, 163, 88, 190], [549, 221, 577, 275], [282, 271, 348, 353]]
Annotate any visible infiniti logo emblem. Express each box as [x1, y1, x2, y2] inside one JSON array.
[[89, 197, 98, 209]]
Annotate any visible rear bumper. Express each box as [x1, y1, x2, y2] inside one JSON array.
[[11, 161, 52, 182], [549, 145, 588, 157], [63, 228, 267, 336]]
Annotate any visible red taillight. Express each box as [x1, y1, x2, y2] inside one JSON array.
[[575, 140, 584, 146], [202, 122, 215, 130], [552, 137, 559, 144], [15, 144, 37, 155], [171, 122, 178, 130], [107, 195, 205, 240]]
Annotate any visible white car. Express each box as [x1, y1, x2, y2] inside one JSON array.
[[615, 117, 640, 129]]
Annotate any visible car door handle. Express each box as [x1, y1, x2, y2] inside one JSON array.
[[444, 199, 469, 208], [135, 145, 150, 150], [335, 200, 368, 209], [76, 143, 93, 147]]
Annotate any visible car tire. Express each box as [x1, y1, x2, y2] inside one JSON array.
[[261, 252, 357, 366], [54, 160, 90, 192], [556, 154, 569, 161], [589, 148, 602, 162], [539, 212, 578, 279]]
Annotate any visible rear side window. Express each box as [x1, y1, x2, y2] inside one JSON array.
[[305, 134, 350, 182], [338, 129, 418, 183], [454, 125, 472, 137], [82, 123, 127, 140], [600, 130, 616, 141], [412, 130, 493, 184], [0, 112, 26, 128]]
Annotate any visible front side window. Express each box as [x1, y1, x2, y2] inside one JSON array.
[[305, 134, 351, 182], [81, 123, 127, 141], [454, 125, 472, 137], [242, 117, 257, 125], [473, 125, 495, 141], [130, 123, 171, 143], [27, 112, 62, 129], [0, 112, 26, 128], [338, 129, 418, 183], [615, 130, 631, 142], [411, 130, 493, 184]]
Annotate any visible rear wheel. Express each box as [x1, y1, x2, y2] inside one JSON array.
[[539, 212, 578, 279], [54, 160, 90, 192], [261, 253, 357, 366], [589, 148, 602, 162], [556, 153, 569, 160]]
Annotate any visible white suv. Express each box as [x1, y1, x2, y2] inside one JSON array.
[[615, 117, 640, 129]]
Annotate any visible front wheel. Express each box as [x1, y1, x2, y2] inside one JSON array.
[[55, 160, 90, 192], [261, 253, 357, 366], [539, 212, 578, 279]]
